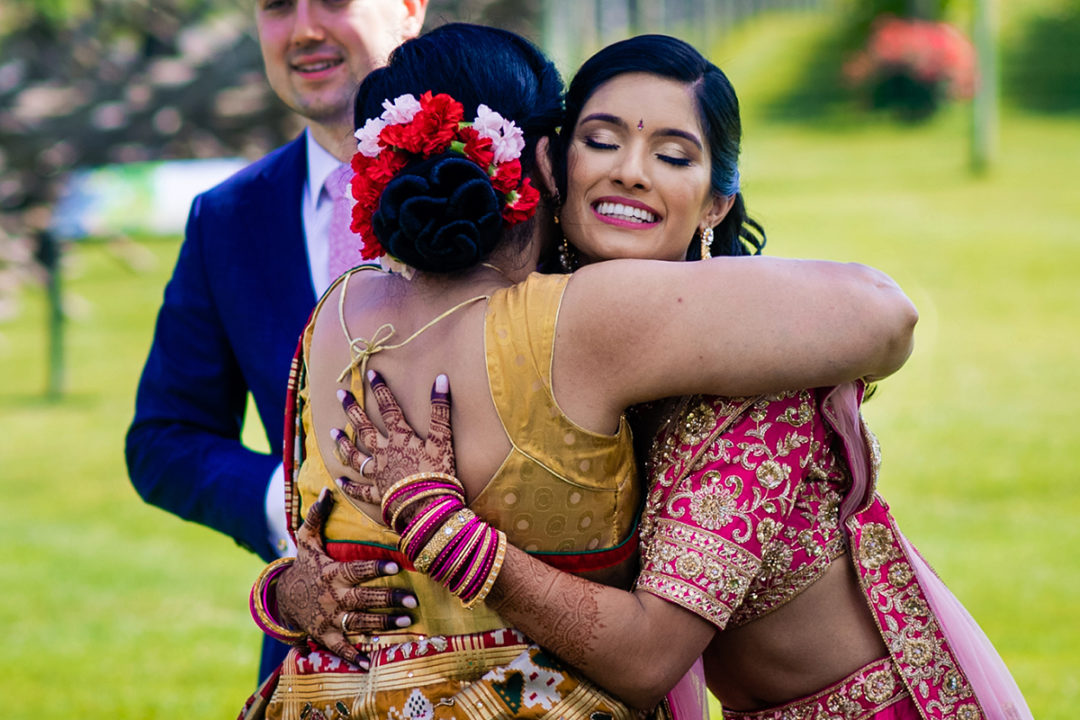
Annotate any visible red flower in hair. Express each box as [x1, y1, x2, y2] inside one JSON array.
[[416, 91, 465, 155], [458, 126, 495, 169], [501, 177, 540, 226], [349, 92, 541, 260], [380, 121, 425, 155], [368, 151, 410, 184], [491, 158, 522, 195]]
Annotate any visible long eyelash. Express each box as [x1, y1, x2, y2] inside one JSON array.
[[583, 137, 618, 151], [658, 155, 692, 167]]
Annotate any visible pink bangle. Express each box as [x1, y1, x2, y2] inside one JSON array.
[[401, 497, 463, 559], [464, 530, 507, 609], [249, 557, 305, 644]]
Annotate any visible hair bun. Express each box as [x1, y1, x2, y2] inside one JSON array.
[[373, 155, 502, 273]]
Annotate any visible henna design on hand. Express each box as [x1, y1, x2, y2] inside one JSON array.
[[275, 489, 417, 668], [336, 372, 458, 525], [488, 547, 604, 670]]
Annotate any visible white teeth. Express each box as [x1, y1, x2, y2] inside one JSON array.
[[594, 202, 657, 223], [297, 59, 338, 72]]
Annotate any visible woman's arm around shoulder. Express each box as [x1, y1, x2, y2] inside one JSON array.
[[554, 256, 917, 416]]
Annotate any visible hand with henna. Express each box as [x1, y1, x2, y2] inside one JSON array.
[[274, 487, 418, 669], [331, 370, 457, 525]]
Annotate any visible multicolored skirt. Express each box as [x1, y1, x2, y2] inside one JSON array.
[[240, 628, 648, 720]]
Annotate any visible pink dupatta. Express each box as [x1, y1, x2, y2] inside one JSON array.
[[827, 382, 1032, 720]]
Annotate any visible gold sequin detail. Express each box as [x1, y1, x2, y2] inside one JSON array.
[[956, 703, 981, 720], [756, 459, 789, 490], [903, 637, 933, 666], [863, 668, 896, 703], [888, 562, 914, 588], [858, 523, 898, 571]]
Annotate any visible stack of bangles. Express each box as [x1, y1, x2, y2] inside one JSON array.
[[382, 471, 507, 609], [249, 556, 306, 644]]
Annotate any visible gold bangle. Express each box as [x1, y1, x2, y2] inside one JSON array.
[[380, 472, 464, 517], [414, 508, 476, 574], [439, 522, 486, 587], [389, 488, 465, 531], [455, 525, 494, 596], [251, 557, 306, 643], [464, 530, 507, 609], [399, 499, 460, 554]]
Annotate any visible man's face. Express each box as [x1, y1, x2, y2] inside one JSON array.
[[255, 0, 425, 131]]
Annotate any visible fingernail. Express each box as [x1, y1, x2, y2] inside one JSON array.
[[402, 595, 418, 609], [367, 369, 376, 382], [435, 374, 448, 393], [382, 561, 400, 575], [357, 654, 371, 671], [330, 427, 341, 440], [334, 477, 345, 489], [395, 615, 413, 628], [318, 487, 330, 501], [336, 389, 347, 401]]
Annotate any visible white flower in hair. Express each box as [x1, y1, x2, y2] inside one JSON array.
[[355, 116, 387, 157], [380, 93, 421, 124], [473, 104, 526, 164]]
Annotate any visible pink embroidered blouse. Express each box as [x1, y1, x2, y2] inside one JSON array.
[[635, 389, 850, 629]]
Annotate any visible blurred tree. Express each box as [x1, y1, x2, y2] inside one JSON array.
[[0, 0, 297, 232], [0, 0, 300, 394], [1004, 0, 1080, 114]]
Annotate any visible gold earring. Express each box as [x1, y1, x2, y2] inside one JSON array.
[[558, 235, 578, 272], [700, 226, 714, 259]]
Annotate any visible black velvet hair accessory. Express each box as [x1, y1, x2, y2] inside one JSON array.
[[373, 156, 503, 273]]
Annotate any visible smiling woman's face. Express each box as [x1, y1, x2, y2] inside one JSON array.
[[561, 72, 726, 264]]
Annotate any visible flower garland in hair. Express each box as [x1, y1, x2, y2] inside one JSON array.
[[350, 91, 541, 261]]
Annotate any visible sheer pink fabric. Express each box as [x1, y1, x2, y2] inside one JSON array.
[[898, 533, 1033, 720], [664, 658, 709, 720], [830, 381, 1033, 720]]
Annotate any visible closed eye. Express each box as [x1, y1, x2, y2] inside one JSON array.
[[658, 154, 692, 167], [583, 137, 619, 151]]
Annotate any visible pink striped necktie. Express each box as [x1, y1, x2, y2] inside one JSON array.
[[325, 164, 358, 281]]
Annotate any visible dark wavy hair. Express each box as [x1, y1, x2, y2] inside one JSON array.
[[353, 23, 564, 273], [552, 35, 765, 259]]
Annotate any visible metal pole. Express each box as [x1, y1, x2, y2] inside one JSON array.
[[971, 0, 998, 174], [37, 230, 64, 399]]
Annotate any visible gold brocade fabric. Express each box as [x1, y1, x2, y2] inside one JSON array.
[[293, 271, 640, 640], [261, 631, 647, 720]]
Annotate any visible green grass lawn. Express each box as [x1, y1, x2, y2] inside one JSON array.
[[2, 12, 1077, 719]]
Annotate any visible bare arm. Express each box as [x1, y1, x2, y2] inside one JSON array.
[[487, 546, 715, 709], [555, 257, 917, 421]]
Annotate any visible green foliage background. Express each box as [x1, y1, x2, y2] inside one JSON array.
[[2, 8, 1078, 719]]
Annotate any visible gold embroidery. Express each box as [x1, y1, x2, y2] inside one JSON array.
[[721, 657, 907, 720], [756, 517, 778, 545], [903, 636, 933, 666], [858, 523, 898, 570], [687, 472, 739, 530], [956, 703, 981, 720], [943, 670, 963, 697], [639, 391, 854, 629], [888, 562, 914, 589], [902, 596, 929, 617], [863, 669, 896, 703], [760, 543, 793, 578], [755, 459, 789, 489]]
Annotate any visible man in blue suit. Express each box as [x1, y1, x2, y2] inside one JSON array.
[[126, 0, 427, 681]]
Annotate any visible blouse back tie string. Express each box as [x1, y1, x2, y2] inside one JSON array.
[[335, 270, 491, 403]]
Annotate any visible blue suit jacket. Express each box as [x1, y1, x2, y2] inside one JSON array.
[[126, 135, 314, 678]]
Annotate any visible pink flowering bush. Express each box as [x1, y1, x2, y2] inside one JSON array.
[[844, 15, 976, 121]]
